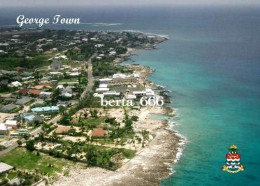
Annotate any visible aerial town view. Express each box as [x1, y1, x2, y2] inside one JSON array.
[[0, 28, 181, 185], [1, 0, 260, 186]]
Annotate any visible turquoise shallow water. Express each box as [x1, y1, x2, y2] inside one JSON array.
[[129, 27, 260, 185], [1, 6, 260, 186]]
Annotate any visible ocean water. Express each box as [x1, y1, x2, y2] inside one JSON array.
[[1, 6, 260, 186]]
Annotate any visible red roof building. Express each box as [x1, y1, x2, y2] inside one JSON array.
[[19, 88, 29, 94], [29, 90, 41, 96]]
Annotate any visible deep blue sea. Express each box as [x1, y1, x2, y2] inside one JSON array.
[[1, 6, 260, 186]]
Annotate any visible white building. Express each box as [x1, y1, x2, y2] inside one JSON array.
[[126, 94, 136, 100], [99, 84, 108, 88], [103, 91, 120, 96], [96, 87, 109, 93], [69, 72, 81, 77], [113, 74, 126, 79], [99, 78, 112, 84], [8, 81, 22, 87]]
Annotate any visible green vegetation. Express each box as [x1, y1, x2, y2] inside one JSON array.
[[0, 148, 71, 176], [0, 145, 7, 151], [0, 53, 51, 70]]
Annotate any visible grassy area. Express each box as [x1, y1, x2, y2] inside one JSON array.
[[74, 117, 104, 128], [0, 148, 72, 176]]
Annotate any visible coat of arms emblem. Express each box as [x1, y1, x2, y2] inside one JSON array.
[[222, 145, 245, 173]]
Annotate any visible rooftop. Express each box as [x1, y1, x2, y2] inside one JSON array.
[[0, 162, 13, 173]]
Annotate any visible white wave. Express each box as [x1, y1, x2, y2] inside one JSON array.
[[80, 22, 123, 26], [121, 29, 169, 39], [0, 24, 18, 28]]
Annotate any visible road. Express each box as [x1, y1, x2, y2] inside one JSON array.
[[80, 53, 97, 100]]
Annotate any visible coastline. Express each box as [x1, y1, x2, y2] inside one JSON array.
[[54, 38, 186, 186]]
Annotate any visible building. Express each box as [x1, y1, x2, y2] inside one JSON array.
[[33, 83, 52, 90], [15, 97, 32, 105], [99, 78, 112, 84], [21, 113, 44, 123], [96, 87, 109, 93], [0, 162, 13, 174], [61, 87, 73, 98], [29, 90, 41, 96], [31, 106, 59, 113], [133, 89, 155, 97], [113, 74, 126, 79], [19, 88, 29, 95], [50, 71, 62, 77], [39, 91, 52, 98], [1, 104, 17, 113], [103, 91, 120, 96], [69, 72, 81, 77], [8, 81, 22, 88], [0, 124, 8, 135], [51, 61, 62, 70], [126, 94, 136, 100], [4, 120, 18, 130]]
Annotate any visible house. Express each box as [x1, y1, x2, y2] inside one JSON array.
[[112, 77, 137, 84], [33, 83, 52, 90], [0, 162, 13, 174], [8, 178, 23, 185], [99, 78, 112, 84], [4, 120, 18, 130], [54, 55, 67, 60], [61, 87, 73, 98], [15, 97, 32, 105], [31, 106, 59, 113], [113, 74, 126, 79], [109, 51, 116, 56], [22, 113, 44, 123], [51, 61, 62, 70], [29, 90, 41, 96], [132, 89, 155, 97], [57, 101, 69, 107], [126, 94, 136, 100], [39, 91, 52, 98], [33, 99, 45, 106], [96, 87, 109, 93], [0, 124, 8, 135], [103, 91, 120, 96], [56, 85, 64, 89], [8, 81, 22, 87], [69, 72, 81, 77], [91, 128, 107, 137], [1, 104, 17, 113], [50, 72, 62, 77], [4, 97, 16, 103], [99, 84, 108, 88], [19, 88, 29, 95]]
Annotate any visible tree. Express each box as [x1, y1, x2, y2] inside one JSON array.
[[26, 140, 35, 151], [92, 109, 98, 118], [17, 140, 22, 146]]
